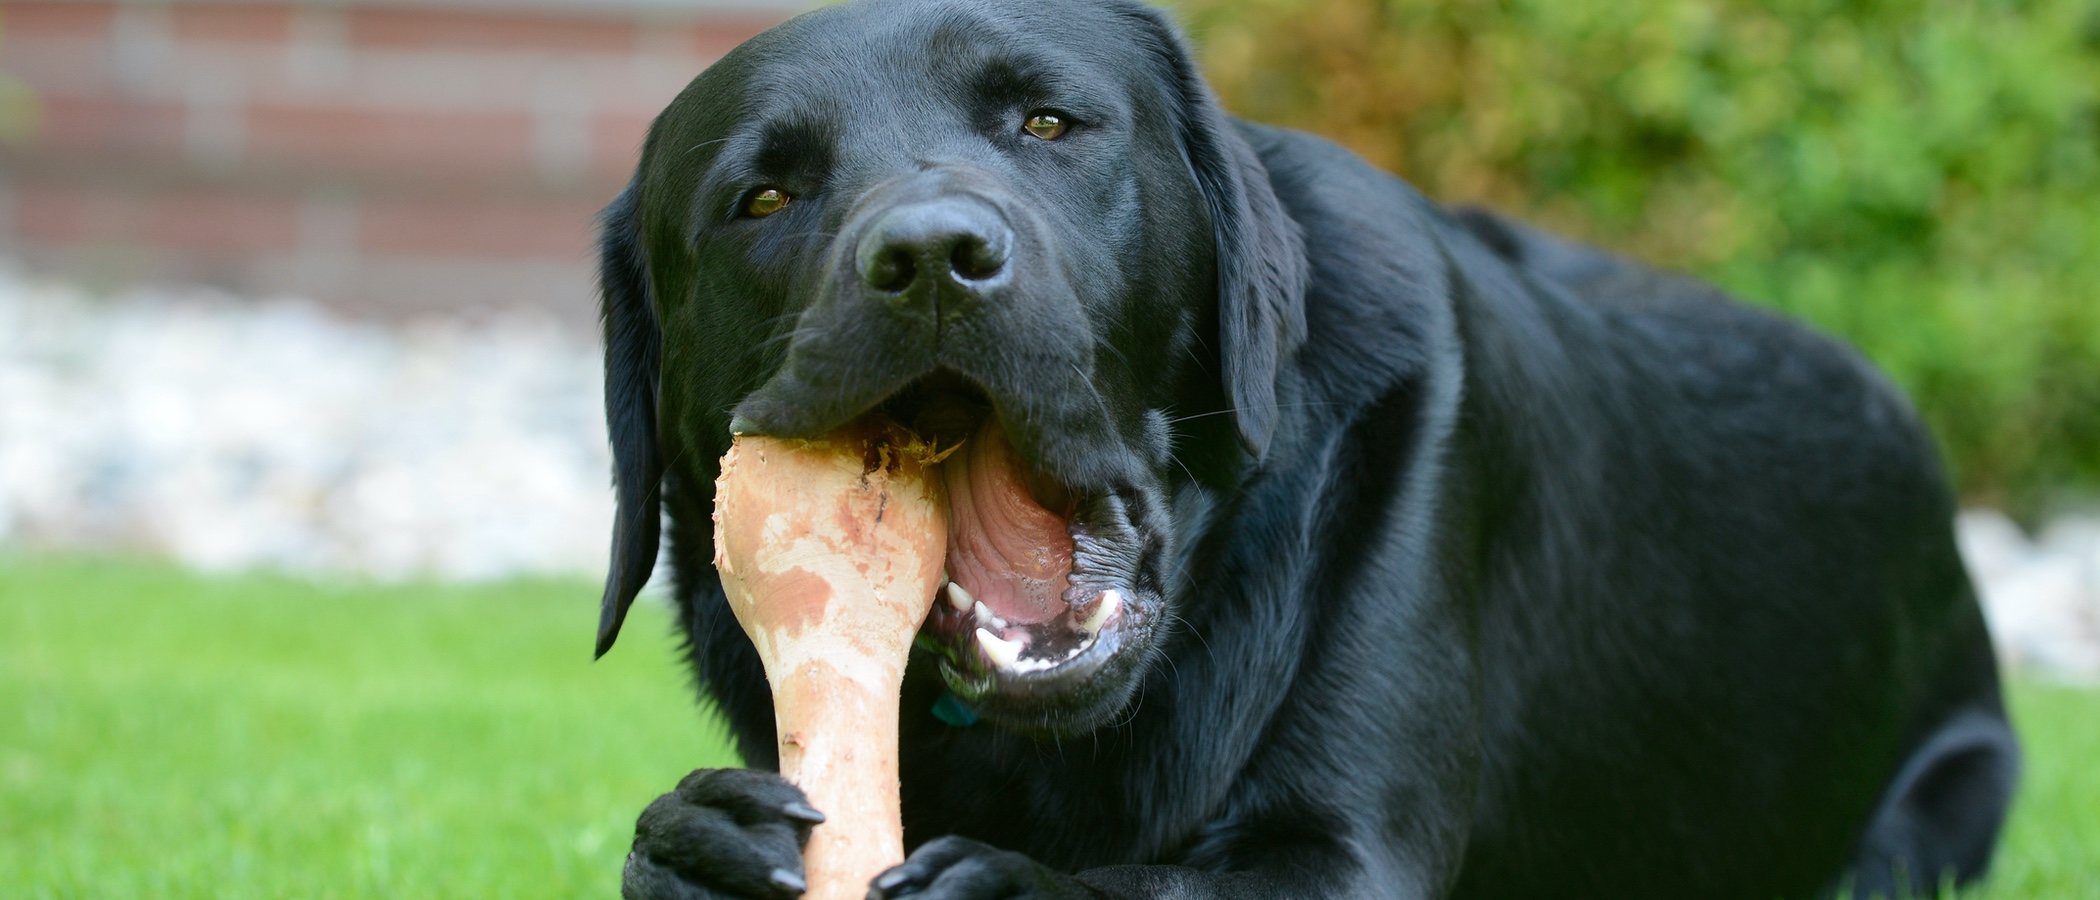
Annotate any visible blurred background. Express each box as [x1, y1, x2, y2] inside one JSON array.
[[2, 0, 2096, 895]]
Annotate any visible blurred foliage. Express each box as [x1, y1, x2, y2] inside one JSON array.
[[1173, 0, 2100, 512], [0, 24, 36, 143]]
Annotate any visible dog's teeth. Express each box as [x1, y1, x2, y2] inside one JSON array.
[[1079, 589, 1122, 633], [971, 600, 1007, 629], [945, 581, 974, 612], [976, 628, 1023, 669]]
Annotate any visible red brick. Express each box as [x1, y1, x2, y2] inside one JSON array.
[[27, 95, 187, 158], [686, 18, 779, 59], [169, 4, 294, 44], [144, 189, 302, 254], [12, 182, 123, 245], [245, 51, 667, 117], [0, 40, 122, 98], [307, 256, 599, 323], [357, 194, 601, 259], [245, 102, 537, 180], [591, 110, 655, 180], [14, 181, 300, 255], [346, 7, 639, 55], [0, 2, 118, 43]]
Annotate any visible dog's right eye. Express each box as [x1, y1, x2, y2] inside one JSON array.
[[743, 188, 792, 218], [1023, 111, 1070, 141]]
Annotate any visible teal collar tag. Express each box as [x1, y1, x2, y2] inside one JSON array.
[[931, 691, 979, 727]]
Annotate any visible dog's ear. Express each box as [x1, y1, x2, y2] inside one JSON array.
[[594, 181, 664, 658], [1124, 4, 1308, 458]]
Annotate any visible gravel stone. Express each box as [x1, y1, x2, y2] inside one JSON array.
[[3, 266, 2095, 679]]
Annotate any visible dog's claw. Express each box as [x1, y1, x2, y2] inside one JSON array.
[[870, 867, 912, 897], [769, 867, 808, 893]]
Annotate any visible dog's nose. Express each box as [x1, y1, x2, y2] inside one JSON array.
[[856, 199, 1011, 296]]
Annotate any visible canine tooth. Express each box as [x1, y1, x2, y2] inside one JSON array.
[[972, 600, 1007, 628], [945, 581, 974, 612], [976, 628, 1023, 669], [1079, 589, 1122, 633]]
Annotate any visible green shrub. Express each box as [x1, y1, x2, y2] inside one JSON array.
[[1172, 0, 2100, 511]]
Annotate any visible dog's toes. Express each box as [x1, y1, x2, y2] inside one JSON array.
[[867, 836, 1079, 899], [623, 768, 821, 900]]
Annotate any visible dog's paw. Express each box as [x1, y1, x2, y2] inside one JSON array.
[[621, 768, 826, 900], [865, 836, 1093, 899]]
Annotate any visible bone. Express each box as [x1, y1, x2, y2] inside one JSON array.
[[711, 422, 950, 899]]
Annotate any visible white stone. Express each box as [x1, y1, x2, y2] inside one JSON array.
[[2, 262, 2096, 682], [0, 263, 614, 582]]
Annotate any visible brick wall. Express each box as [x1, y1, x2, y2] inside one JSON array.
[[0, 0, 802, 324]]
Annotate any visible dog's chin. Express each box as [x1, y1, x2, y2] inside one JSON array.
[[732, 370, 1166, 735]]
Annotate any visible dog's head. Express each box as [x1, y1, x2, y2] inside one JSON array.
[[593, 0, 1305, 733]]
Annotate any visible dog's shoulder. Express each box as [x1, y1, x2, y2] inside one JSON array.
[[1451, 207, 1907, 419]]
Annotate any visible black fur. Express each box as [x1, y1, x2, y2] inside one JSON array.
[[596, 183, 665, 659], [594, 1, 2017, 897]]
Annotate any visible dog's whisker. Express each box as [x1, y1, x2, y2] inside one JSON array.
[[678, 135, 735, 157], [1164, 447, 1199, 488], [1162, 401, 1341, 427]]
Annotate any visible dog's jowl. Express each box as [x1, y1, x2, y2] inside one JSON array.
[[590, 1, 2018, 897]]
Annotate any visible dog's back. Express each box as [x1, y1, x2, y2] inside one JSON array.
[[1446, 205, 2018, 898]]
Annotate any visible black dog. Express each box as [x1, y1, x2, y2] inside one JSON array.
[[591, 0, 2018, 896]]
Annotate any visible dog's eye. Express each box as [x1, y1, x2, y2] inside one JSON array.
[[744, 188, 792, 218], [1023, 111, 1069, 141]]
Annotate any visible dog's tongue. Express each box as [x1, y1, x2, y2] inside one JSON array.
[[943, 420, 1073, 626]]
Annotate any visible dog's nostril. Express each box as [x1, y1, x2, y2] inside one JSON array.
[[951, 235, 1006, 281], [865, 247, 917, 293], [857, 200, 1011, 296]]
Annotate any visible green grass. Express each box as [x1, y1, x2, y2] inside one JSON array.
[[1961, 682, 2100, 899], [1, 557, 737, 898], [2, 557, 2095, 897]]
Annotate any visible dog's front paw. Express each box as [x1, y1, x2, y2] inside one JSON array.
[[866, 836, 1094, 899], [621, 768, 826, 900]]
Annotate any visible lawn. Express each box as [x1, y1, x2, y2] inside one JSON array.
[[3, 557, 2095, 898]]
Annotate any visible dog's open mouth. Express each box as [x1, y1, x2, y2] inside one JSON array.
[[880, 375, 1141, 694]]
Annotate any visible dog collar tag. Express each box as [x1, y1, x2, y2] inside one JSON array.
[[931, 691, 979, 727]]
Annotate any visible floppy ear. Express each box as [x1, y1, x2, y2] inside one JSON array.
[[594, 182, 664, 658], [1125, 4, 1308, 458]]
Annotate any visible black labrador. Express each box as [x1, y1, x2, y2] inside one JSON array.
[[590, 0, 2019, 896]]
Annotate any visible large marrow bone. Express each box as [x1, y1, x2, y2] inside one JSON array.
[[711, 423, 951, 899]]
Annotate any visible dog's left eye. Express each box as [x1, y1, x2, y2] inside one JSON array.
[[744, 188, 792, 218], [1023, 111, 1069, 141]]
